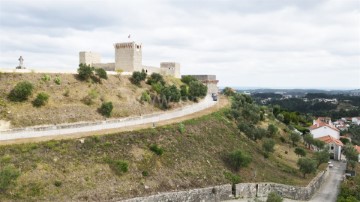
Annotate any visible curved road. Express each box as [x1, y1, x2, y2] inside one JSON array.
[[0, 95, 217, 142]]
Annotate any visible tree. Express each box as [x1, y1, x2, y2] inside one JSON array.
[[303, 133, 314, 149], [297, 157, 317, 178], [99, 102, 113, 117], [272, 105, 281, 117], [263, 138, 276, 153], [314, 149, 330, 168], [180, 85, 188, 100], [222, 87, 235, 97], [95, 68, 108, 79], [188, 81, 207, 101], [267, 124, 278, 137], [343, 145, 358, 170], [181, 75, 197, 85], [146, 73, 165, 85], [77, 63, 94, 80], [313, 139, 325, 150], [289, 132, 301, 147], [8, 81, 34, 102], [294, 147, 306, 157], [160, 85, 181, 103], [32, 92, 49, 107], [227, 150, 252, 171]]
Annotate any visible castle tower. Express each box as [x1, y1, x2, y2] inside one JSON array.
[[114, 42, 142, 72], [79, 52, 101, 66]]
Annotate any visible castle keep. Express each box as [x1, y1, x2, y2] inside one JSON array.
[[79, 42, 181, 78]]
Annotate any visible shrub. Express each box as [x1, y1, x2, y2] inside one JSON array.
[[32, 92, 49, 107], [178, 123, 185, 134], [95, 68, 108, 79], [146, 73, 165, 85], [222, 87, 235, 96], [160, 85, 181, 103], [262, 138, 276, 153], [77, 63, 94, 80], [142, 171, 149, 177], [54, 180, 62, 187], [81, 89, 98, 105], [8, 81, 34, 101], [188, 81, 207, 100], [294, 147, 307, 157], [108, 160, 128, 175], [0, 165, 20, 193], [41, 74, 51, 82], [150, 144, 164, 156], [99, 102, 113, 117], [180, 85, 188, 100], [223, 171, 241, 184], [151, 82, 163, 94], [267, 124, 278, 137], [279, 136, 286, 143], [63, 89, 70, 97], [54, 76, 61, 85], [227, 150, 252, 171], [267, 192, 283, 202], [140, 91, 151, 104], [130, 71, 146, 86], [181, 75, 197, 85]]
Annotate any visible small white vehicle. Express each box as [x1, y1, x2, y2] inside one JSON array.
[[329, 163, 334, 168]]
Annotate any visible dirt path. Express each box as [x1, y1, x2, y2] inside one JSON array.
[[0, 96, 229, 145]]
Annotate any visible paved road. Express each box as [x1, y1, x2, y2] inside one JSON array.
[[223, 161, 346, 202], [0, 95, 216, 141]]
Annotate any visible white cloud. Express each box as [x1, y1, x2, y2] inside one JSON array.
[[0, 0, 359, 89]]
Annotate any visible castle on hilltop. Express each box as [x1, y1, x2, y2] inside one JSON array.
[[79, 41, 181, 78]]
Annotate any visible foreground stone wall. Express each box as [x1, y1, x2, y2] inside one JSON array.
[[235, 169, 328, 200], [121, 184, 233, 202]]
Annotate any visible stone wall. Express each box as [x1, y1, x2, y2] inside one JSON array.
[[92, 63, 115, 71], [79, 52, 101, 66], [235, 169, 328, 200], [114, 42, 142, 72], [160, 62, 181, 78], [121, 184, 233, 202]]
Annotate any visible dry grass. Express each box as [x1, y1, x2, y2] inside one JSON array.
[[0, 72, 190, 128], [0, 109, 324, 201]]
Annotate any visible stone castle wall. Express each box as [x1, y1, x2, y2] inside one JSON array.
[[92, 63, 115, 71], [114, 42, 142, 72], [160, 62, 181, 78], [79, 52, 101, 66]]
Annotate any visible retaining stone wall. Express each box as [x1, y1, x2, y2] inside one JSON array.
[[121, 184, 233, 202], [235, 169, 328, 200]]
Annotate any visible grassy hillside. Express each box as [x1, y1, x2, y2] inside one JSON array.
[[0, 72, 188, 128], [0, 107, 324, 201]]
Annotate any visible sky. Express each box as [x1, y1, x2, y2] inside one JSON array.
[[0, 0, 359, 89]]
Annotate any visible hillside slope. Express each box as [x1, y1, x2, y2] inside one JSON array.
[[0, 72, 188, 128], [0, 107, 323, 201]]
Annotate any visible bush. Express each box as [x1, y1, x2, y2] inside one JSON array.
[[227, 150, 252, 171], [178, 123, 185, 134], [267, 192, 283, 202], [279, 136, 286, 143], [160, 85, 181, 103], [222, 87, 235, 96], [151, 82, 164, 94], [108, 160, 128, 175], [8, 81, 34, 101], [41, 74, 51, 82], [223, 171, 241, 184], [82, 89, 99, 105], [77, 63, 94, 80], [180, 85, 188, 100], [54, 180, 62, 187], [262, 138, 276, 153], [150, 144, 164, 156], [0, 165, 20, 193], [142, 171, 149, 177], [140, 91, 151, 104], [181, 75, 197, 85], [294, 147, 307, 157], [32, 92, 49, 107], [130, 70, 147, 86], [54, 76, 61, 85], [267, 124, 278, 137], [147, 73, 165, 85], [95, 68, 108, 80], [188, 81, 207, 100], [99, 102, 113, 117]]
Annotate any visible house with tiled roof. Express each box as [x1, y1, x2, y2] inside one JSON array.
[[309, 117, 340, 139], [316, 135, 344, 160], [354, 145, 360, 162]]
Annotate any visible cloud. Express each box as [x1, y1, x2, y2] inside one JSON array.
[[0, 0, 359, 89]]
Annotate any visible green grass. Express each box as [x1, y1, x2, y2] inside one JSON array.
[[0, 109, 320, 201]]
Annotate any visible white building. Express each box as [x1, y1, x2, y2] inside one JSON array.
[[316, 135, 344, 160], [309, 117, 340, 139], [352, 117, 360, 125]]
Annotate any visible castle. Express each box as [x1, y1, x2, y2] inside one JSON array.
[[79, 41, 181, 78]]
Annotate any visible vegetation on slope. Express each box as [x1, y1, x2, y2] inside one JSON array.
[[0, 95, 325, 201], [0, 71, 197, 128]]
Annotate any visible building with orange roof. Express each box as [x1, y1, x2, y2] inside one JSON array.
[[316, 135, 344, 161], [309, 117, 340, 140]]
